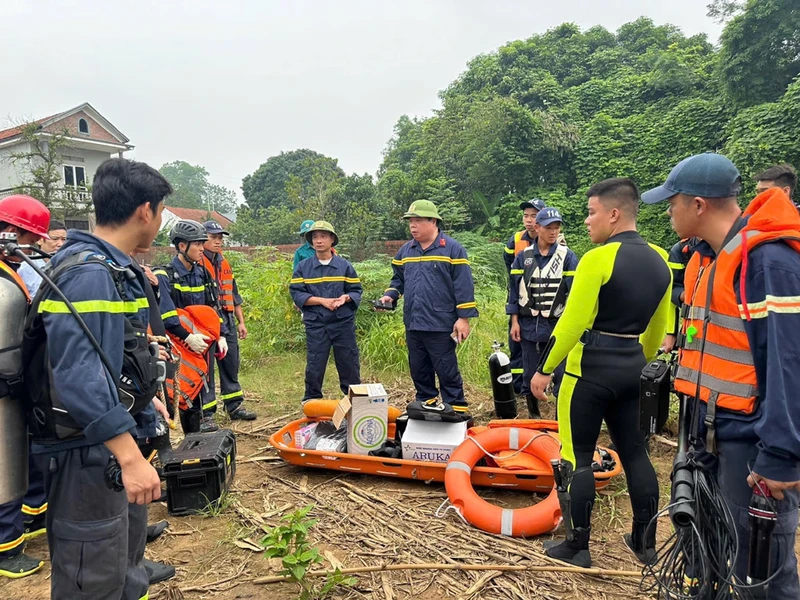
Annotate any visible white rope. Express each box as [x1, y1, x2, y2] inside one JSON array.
[[466, 431, 548, 462], [435, 498, 469, 525]]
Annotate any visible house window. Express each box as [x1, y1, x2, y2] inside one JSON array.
[[78, 118, 89, 134], [64, 165, 86, 188], [65, 217, 90, 231]]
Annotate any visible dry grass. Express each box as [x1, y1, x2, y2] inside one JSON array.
[[2, 356, 684, 600]]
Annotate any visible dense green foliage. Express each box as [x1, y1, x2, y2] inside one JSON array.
[[236, 2, 800, 257], [159, 161, 237, 215], [230, 234, 508, 385]]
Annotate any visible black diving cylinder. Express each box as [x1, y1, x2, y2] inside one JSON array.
[[489, 341, 517, 419]]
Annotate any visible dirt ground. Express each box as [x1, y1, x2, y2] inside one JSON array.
[[2, 371, 796, 600]]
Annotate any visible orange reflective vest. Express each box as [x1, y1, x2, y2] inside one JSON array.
[[675, 188, 800, 419], [165, 305, 221, 410], [0, 261, 31, 303], [203, 253, 235, 312], [513, 231, 531, 256]]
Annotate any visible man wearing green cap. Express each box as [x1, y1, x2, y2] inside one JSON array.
[[379, 201, 478, 410], [290, 221, 363, 402], [293, 220, 316, 269]]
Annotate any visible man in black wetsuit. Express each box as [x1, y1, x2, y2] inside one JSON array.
[[530, 178, 672, 568]]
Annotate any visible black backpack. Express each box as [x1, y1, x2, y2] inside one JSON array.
[[22, 252, 161, 442]]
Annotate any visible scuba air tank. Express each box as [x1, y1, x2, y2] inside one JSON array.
[[489, 341, 516, 419]]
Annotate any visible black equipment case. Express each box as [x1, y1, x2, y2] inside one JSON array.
[[639, 359, 671, 435], [164, 429, 237, 515]]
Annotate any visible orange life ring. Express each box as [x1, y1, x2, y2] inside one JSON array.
[[444, 427, 562, 537]]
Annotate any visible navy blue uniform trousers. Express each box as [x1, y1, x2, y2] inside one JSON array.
[[303, 320, 360, 401], [406, 330, 466, 406], [695, 439, 799, 600], [33, 444, 148, 600], [521, 339, 565, 398], [0, 452, 46, 557], [205, 314, 244, 416], [507, 319, 524, 394]]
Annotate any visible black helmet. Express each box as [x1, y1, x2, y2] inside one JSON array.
[[169, 219, 208, 245]]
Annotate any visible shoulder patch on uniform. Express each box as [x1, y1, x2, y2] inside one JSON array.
[[524, 257, 533, 267], [440, 238, 446, 247]]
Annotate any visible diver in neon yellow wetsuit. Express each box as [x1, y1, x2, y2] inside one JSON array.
[[530, 178, 672, 568]]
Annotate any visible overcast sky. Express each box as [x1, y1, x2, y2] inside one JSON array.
[[1, 1, 723, 200]]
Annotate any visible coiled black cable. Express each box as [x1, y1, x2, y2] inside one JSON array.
[[641, 394, 780, 599]]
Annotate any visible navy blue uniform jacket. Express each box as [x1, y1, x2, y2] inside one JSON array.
[[154, 256, 227, 337], [289, 255, 363, 325], [33, 231, 156, 452], [384, 231, 479, 332]]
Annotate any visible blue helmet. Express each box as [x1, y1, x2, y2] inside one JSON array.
[[298, 220, 315, 235]]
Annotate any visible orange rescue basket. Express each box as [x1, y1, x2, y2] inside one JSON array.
[[269, 417, 622, 494]]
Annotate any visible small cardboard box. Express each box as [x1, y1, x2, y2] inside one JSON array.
[[333, 384, 389, 455], [401, 419, 468, 463]]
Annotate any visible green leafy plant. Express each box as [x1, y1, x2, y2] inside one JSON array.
[[472, 190, 504, 235], [261, 506, 356, 599]]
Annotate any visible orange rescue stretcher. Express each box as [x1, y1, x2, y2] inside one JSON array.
[[269, 416, 623, 494]]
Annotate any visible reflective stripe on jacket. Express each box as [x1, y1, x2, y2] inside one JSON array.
[[675, 189, 800, 416], [384, 231, 478, 332]]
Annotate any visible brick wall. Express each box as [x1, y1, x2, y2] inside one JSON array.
[[44, 111, 120, 144]]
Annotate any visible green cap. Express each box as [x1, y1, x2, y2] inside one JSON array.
[[305, 220, 339, 246], [403, 200, 441, 221]]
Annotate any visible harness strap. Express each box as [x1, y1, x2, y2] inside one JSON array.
[[704, 391, 718, 455]]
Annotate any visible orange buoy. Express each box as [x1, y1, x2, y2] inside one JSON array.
[[444, 427, 562, 537], [303, 399, 402, 422]]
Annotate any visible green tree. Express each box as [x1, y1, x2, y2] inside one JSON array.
[[229, 206, 300, 246], [707, 0, 745, 23], [285, 155, 345, 220], [242, 149, 345, 211], [723, 77, 800, 200], [158, 161, 237, 214], [5, 123, 84, 217], [718, 0, 800, 107]]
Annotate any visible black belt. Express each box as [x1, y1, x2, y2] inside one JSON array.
[[580, 330, 640, 348]]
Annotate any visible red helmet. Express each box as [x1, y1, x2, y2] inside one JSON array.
[[0, 195, 51, 239]]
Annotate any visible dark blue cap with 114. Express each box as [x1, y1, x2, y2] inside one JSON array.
[[536, 207, 563, 226], [519, 198, 547, 211], [642, 152, 742, 204], [203, 220, 229, 235]]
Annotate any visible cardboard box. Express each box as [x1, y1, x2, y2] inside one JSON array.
[[401, 419, 468, 463], [334, 384, 389, 455]]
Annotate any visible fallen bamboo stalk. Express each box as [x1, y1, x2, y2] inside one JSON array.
[[653, 434, 678, 448], [252, 562, 641, 584]]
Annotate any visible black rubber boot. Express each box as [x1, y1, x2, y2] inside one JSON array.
[[525, 394, 541, 419], [543, 527, 592, 568], [200, 415, 219, 433], [229, 406, 257, 421], [146, 520, 169, 544], [623, 520, 657, 565], [144, 558, 176, 585], [180, 410, 201, 434]]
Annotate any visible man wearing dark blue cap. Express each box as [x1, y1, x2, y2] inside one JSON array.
[[503, 199, 546, 395], [202, 220, 257, 422], [644, 152, 800, 597], [507, 207, 577, 417]]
